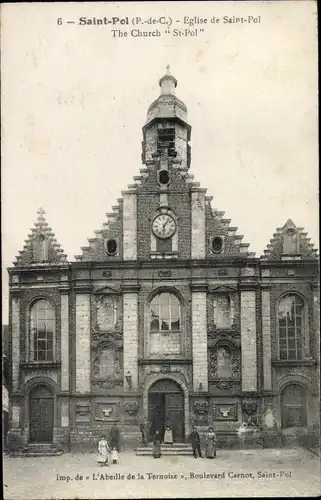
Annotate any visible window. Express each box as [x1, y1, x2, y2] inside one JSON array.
[[29, 300, 54, 361], [278, 294, 305, 360], [105, 239, 117, 256], [211, 236, 223, 254], [150, 292, 180, 332], [158, 170, 170, 185]]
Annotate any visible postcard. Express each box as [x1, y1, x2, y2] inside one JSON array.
[[1, 1, 319, 498]]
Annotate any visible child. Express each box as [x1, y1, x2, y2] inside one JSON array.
[[111, 447, 119, 464]]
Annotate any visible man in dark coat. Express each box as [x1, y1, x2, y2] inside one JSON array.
[[109, 424, 120, 452], [190, 426, 202, 458]]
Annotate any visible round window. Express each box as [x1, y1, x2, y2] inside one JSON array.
[[212, 236, 223, 253], [105, 239, 117, 256], [159, 170, 170, 185]]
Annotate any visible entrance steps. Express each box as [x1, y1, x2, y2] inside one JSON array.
[[10, 443, 64, 457], [136, 442, 193, 456]]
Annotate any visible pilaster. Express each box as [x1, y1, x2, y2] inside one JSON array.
[[191, 283, 208, 392], [123, 285, 139, 391], [240, 289, 257, 391], [191, 189, 206, 258], [75, 292, 91, 393], [123, 191, 137, 260]]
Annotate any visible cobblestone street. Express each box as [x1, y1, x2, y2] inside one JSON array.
[[3, 448, 320, 499]]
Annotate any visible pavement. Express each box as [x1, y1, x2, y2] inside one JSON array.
[[3, 448, 320, 499]]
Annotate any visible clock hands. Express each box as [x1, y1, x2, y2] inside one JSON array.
[[162, 218, 170, 234]]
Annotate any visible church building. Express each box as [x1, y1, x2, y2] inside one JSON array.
[[7, 69, 319, 452]]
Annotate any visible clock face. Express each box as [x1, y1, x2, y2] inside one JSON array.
[[152, 214, 176, 239]]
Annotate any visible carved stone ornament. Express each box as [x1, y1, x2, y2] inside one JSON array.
[[193, 401, 208, 417], [160, 365, 171, 373], [213, 403, 238, 421], [92, 380, 118, 389], [124, 401, 139, 416], [158, 270, 172, 278], [242, 401, 258, 416], [92, 330, 122, 342], [215, 381, 233, 390], [95, 402, 120, 421]]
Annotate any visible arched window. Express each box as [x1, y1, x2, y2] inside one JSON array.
[[29, 300, 55, 361], [150, 292, 180, 333], [278, 294, 305, 360]]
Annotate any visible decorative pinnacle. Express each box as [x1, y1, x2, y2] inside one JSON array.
[[159, 66, 177, 95], [37, 207, 46, 216]]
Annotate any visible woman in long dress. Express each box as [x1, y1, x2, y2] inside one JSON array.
[[153, 430, 162, 458], [163, 420, 173, 444], [97, 436, 110, 466], [205, 427, 217, 459]]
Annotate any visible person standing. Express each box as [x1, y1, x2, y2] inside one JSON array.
[[140, 417, 150, 445], [109, 423, 120, 452], [190, 426, 202, 458], [97, 436, 110, 466], [153, 430, 162, 458], [163, 419, 173, 444], [205, 427, 217, 459]]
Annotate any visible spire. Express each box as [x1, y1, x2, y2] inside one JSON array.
[[159, 65, 177, 95]]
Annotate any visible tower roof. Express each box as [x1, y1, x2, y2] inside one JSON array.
[[146, 66, 188, 126], [159, 65, 178, 94], [12, 208, 68, 267]]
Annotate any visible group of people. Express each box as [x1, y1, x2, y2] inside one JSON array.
[[190, 426, 217, 459], [98, 420, 217, 463], [140, 417, 217, 460], [97, 424, 120, 467]]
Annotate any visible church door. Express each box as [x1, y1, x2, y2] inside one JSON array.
[[29, 385, 54, 443], [148, 379, 185, 442], [281, 384, 307, 428]]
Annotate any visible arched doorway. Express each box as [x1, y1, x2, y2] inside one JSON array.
[[29, 385, 54, 443], [281, 384, 307, 429], [148, 379, 184, 442]]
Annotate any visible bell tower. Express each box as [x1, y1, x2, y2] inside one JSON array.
[[141, 66, 191, 173]]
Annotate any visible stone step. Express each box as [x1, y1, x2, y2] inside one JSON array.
[[10, 444, 64, 457], [10, 450, 64, 457], [137, 449, 193, 456], [136, 444, 194, 456]]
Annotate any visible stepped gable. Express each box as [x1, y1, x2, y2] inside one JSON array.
[[204, 195, 254, 259], [13, 208, 68, 267], [261, 218, 318, 260], [75, 199, 123, 262]]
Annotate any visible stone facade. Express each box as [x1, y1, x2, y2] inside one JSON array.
[[6, 69, 319, 452]]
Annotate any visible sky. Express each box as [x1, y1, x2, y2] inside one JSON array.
[[1, 1, 319, 322]]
